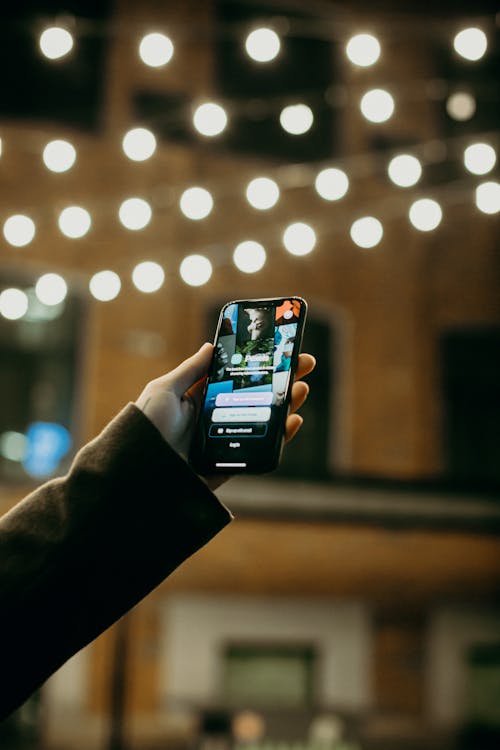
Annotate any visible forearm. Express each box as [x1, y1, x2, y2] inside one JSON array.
[[0, 404, 232, 718]]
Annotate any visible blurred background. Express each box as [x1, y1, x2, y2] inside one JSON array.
[[0, 0, 499, 749]]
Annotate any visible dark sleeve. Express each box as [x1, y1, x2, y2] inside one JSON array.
[[0, 404, 232, 719]]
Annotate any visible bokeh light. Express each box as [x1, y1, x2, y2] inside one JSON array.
[[280, 104, 314, 135], [453, 27, 487, 61], [283, 222, 316, 256], [43, 139, 77, 172], [39, 27, 74, 60], [180, 187, 213, 220], [0, 288, 29, 320], [345, 33, 381, 67], [3, 215, 36, 247], [119, 197, 152, 230], [180, 254, 213, 286], [35, 273, 68, 306], [0, 431, 27, 462], [350, 217, 383, 248], [360, 89, 395, 123], [387, 154, 422, 187], [409, 199, 442, 231], [132, 261, 165, 293], [89, 271, 121, 301], [233, 241, 267, 273], [463, 143, 497, 175], [58, 206, 91, 238], [139, 32, 174, 67], [193, 102, 228, 137], [446, 92, 476, 121], [246, 177, 280, 210], [122, 127, 157, 161], [475, 181, 500, 214], [315, 168, 349, 201], [245, 28, 281, 62]]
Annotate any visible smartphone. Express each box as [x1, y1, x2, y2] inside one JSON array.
[[190, 296, 308, 474]]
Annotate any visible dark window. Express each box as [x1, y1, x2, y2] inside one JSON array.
[[0, 2, 112, 131], [0, 273, 84, 483], [440, 327, 500, 487]]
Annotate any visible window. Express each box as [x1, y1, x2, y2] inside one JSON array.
[[0, 273, 84, 482]]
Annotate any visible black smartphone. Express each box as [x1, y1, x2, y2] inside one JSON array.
[[190, 296, 308, 474]]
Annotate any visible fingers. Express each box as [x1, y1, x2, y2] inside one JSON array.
[[289, 380, 309, 414], [168, 343, 213, 396], [284, 414, 304, 444], [295, 353, 316, 381]]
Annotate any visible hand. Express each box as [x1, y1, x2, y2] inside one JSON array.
[[136, 343, 315, 489]]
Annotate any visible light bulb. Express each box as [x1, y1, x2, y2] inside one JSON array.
[[39, 27, 74, 60], [118, 198, 152, 230], [179, 254, 212, 286], [345, 33, 381, 67], [58, 206, 91, 238], [122, 127, 157, 161], [233, 241, 266, 273], [280, 104, 314, 135], [409, 199, 442, 231], [179, 187, 213, 220], [463, 143, 496, 175], [43, 139, 76, 172], [3, 215, 36, 247], [35, 273, 68, 306], [132, 261, 165, 293], [283, 222, 316, 256], [315, 168, 349, 201], [453, 27, 487, 61], [387, 154, 422, 187], [360, 89, 394, 123], [89, 271, 121, 301], [475, 181, 500, 214], [350, 217, 383, 248], [0, 288, 29, 320], [139, 32, 174, 67], [245, 28, 281, 62], [193, 102, 228, 137], [245, 177, 280, 210]]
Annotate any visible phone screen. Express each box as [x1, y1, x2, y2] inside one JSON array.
[[190, 297, 307, 474]]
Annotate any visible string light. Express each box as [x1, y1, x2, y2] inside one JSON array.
[[446, 92, 476, 121], [345, 33, 381, 67], [132, 261, 165, 293], [233, 241, 266, 273], [475, 181, 500, 214], [58, 206, 92, 238], [314, 168, 349, 201], [283, 222, 316, 256], [387, 154, 422, 187], [43, 140, 76, 172], [280, 104, 314, 135], [453, 27, 487, 61], [463, 143, 496, 175], [193, 102, 228, 137], [179, 187, 213, 220], [118, 198, 152, 230], [360, 89, 395, 123], [139, 32, 174, 67], [179, 254, 212, 286], [39, 27, 74, 60], [89, 270, 121, 301], [246, 177, 280, 210], [245, 28, 281, 63], [35, 273, 68, 306], [0, 288, 29, 320], [122, 127, 157, 161], [3, 215, 36, 247], [409, 198, 442, 231], [350, 217, 383, 248]]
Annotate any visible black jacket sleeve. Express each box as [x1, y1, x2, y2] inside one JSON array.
[[0, 404, 232, 719]]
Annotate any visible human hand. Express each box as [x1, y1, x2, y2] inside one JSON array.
[[136, 343, 315, 489]]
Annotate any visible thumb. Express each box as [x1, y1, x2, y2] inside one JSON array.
[[168, 343, 213, 396]]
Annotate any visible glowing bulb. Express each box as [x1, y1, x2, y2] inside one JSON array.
[[387, 154, 422, 188], [139, 32, 174, 67], [233, 241, 266, 273], [315, 168, 349, 201], [179, 254, 212, 286], [43, 139, 76, 172], [280, 104, 314, 135], [350, 217, 383, 248], [475, 181, 500, 214], [39, 27, 74, 60], [345, 33, 381, 67], [132, 261, 165, 293], [119, 198, 152, 230], [35, 273, 68, 306], [0, 431, 26, 462], [122, 127, 157, 161], [446, 92, 476, 121], [245, 28, 281, 62], [409, 199, 442, 231], [0, 288, 28, 320], [58, 206, 91, 238], [453, 27, 487, 61], [360, 89, 394, 123], [193, 102, 228, 137], [89, 271, 121, 301], [283, 222, 316, 256], [246, 177, 280, 210], [3, 215, 36, 247], [463, 143, 496, 175], [179, 187, 213, 220]]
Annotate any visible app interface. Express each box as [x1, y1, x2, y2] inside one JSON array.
[[202, 299, 303, 469]]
